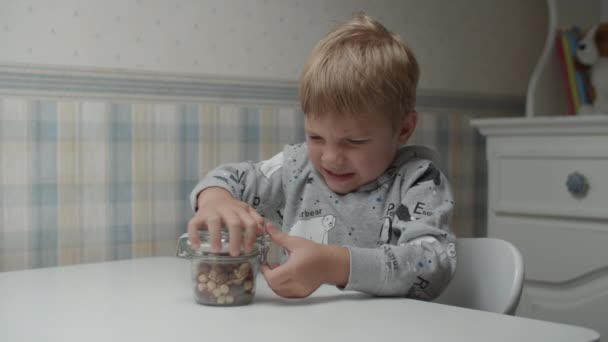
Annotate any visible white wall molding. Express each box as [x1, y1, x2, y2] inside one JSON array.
[[0, 63, 524, 113]]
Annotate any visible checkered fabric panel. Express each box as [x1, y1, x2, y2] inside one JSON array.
[[411, 110, 487, 238], [0, 96, 484, 271], [0, 97, 304, 271]]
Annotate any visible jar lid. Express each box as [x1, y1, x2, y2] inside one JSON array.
[[176, 230, 268, 262]]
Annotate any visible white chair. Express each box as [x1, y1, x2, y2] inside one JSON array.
[[434, 237, 524, 315]]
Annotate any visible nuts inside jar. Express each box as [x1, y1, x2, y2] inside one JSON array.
[[194, 260, 255, 306]]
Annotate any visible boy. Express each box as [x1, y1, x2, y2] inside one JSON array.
[[187, 13, 456, 300]]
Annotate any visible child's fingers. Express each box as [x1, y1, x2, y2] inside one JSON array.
[[236, 210, 259, 253], [260, 263, 291, 297], [256, 223, 266, 235], [260, 264, 272, 277], [249, 207, 264, 226], [205, 214, 224, 253], [186, 215, 203, 248], [260, 264, 281, 284], [247, 207, 266, 233], [225, 213, 244, 257], [265, 222, 292, 251]]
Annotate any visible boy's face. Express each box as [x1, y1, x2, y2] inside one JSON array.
[[305, 111, 416, 194]]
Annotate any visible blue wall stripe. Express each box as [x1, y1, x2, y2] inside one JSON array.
[[179, 104, 199, 236], [31, 100, 58, 268], [0, 101, 4, 270], [437, 114, 450, 174], [295, 109, 305, 144], [108, 103, 132, 259], [241, 107, 260, 161]]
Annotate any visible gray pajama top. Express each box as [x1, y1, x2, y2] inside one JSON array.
[[190, 143, 457, 300]]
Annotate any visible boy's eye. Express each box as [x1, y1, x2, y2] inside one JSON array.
[[347, 139, 369, 145], [308, 135, 322, 141]]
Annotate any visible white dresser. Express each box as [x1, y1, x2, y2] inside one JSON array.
[[471, 116, 608, 338]]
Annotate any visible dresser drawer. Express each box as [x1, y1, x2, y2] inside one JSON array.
[[489, 138, 608, 220], [491, 215, 608, 283]]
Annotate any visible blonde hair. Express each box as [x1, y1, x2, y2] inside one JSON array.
[[299, 13, 419, 125]]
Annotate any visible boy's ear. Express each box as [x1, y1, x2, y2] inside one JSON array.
[[397, 111, 418, 144]]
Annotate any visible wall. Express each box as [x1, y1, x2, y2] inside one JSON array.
[[557, 0, 601, 26], [0, 95, 491, 272], [0, 99, 305, 271], [0, 0, 547, 96], [0, 0, 534, 270]]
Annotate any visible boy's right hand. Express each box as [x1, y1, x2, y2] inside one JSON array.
[[187, 187, 265, 257]]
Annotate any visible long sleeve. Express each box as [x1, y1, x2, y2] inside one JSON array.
[[344, 162, 457, 299], [189, 151, 286, 219]]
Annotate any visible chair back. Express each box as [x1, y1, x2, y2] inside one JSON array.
[[434, 238, 524, 315]]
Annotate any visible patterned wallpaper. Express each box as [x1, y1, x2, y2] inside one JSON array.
[[0, 97, 305, 271], [0, 0, 547, 96], [0, 95, 491, 271], [0, 0, 532, 271]]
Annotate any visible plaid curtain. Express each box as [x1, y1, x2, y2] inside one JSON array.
[[0, 96, 487, 271]]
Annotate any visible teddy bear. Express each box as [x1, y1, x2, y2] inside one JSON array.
[[575, 22, 608, 114]]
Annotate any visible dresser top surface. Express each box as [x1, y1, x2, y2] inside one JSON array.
[[471, 116, 608, 136]]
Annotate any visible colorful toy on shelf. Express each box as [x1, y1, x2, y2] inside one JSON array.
[[576, 23, 608, 114]]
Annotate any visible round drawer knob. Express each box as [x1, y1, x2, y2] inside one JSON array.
[[566, 172, 589, 197]]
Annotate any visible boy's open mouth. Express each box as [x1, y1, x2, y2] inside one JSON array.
[[324, 168, 355, 180]]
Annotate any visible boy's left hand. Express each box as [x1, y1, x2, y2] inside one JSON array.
[[260, 223, 348, 298]]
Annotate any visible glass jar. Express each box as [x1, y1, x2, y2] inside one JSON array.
[[177, 230, 269, 306]]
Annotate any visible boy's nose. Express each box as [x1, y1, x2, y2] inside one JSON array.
[[321, 147, 344, 166]]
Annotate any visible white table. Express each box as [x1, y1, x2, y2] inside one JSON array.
[[0, 257, 600, 342]]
